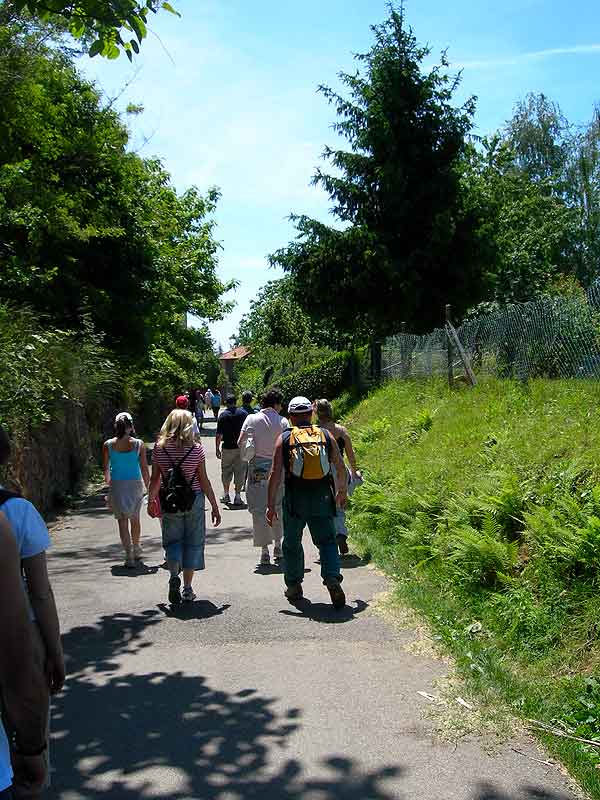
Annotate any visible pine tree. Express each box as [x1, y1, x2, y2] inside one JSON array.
[[271, 5, 485, 337]]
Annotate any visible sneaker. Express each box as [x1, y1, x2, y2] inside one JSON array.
[[273, 544, 283, 562], [133, 543, 144, 561], [336, 535, 349, 555], [260, 547, 271, 565], [182, 586, 196, 603], [284, 583, 303, 603], [233, 493, 243, 506], [168, 575, 182, 605], [325, 577, 346, 610], [221, 494, 231, 505]]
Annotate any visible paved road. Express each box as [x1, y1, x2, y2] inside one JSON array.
[[46, 419, 579, 800]]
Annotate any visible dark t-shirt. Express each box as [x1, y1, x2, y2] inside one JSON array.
[[217, 407, 248, 449]]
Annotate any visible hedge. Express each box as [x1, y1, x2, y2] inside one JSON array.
[[277, 351, 355, 404]]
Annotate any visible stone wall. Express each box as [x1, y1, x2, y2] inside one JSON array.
[[5, 401, 92, 513]]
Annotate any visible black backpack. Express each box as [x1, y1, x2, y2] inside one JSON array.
[[159, 448, 196, 514]]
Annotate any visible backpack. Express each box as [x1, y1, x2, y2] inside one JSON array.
[[284, 426, 331, 481], [159, 447, 196, 514]]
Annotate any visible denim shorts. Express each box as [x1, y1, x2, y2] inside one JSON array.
[[161, 493, 206, 570]]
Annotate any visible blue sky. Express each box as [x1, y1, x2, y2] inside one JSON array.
[[80, 0, 600, 348]]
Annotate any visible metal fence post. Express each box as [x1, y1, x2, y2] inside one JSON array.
[[400, 322, 409, 379], [370, 336, 382, 384], [446, 304, 454, 388]]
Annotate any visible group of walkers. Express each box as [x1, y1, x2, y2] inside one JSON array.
[[0, 386, 361, 796], [103, 386, 361, 610]]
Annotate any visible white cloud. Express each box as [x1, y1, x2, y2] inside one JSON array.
[[458, 43, 600, 70]]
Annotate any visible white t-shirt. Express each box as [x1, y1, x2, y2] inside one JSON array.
[[0, 492, 50, 792], [1, 493, 51, 624], [240, 408, 289, 459], [1, 495, 51, 560]]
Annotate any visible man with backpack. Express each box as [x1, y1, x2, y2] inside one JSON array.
[[266, 396, 348, 609]]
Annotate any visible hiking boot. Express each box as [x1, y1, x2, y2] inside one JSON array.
[[260, 547, 270, 565], [133, 543, 144, 561], [182, 586, 196, 603], [336, 535, 349, 555], [285, 583, 303, 603], [124, 548, 136, 569], [168, 576, 182, 605], [273, 544, 283, 562], [325, 577, 346, 610], [233, 493, 243, 506]]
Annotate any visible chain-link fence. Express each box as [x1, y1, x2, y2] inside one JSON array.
[[381, 284, 600, 382]]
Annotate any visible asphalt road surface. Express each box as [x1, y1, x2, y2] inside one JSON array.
[[46, 417, 580, 800]]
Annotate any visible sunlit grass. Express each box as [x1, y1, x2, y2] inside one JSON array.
[[347, 377, 600, 797]]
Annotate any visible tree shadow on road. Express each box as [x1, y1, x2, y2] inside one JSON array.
[[474, 786, 571, 800], [279, 598, 369, 624], [48, 611, 574, 800], [49, 610, 405, 799]]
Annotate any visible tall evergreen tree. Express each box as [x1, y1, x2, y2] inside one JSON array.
[[270, 5, 486, 337]]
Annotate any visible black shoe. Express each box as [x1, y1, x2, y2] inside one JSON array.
[[168, 576, 182, 605], [325, 577, 346, 610], [285, 583, 303, 603], [336, 535, 349, 555]]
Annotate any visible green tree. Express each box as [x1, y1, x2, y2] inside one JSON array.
[[0, 16, 233, 359], [270, 5, 485, 337], [463, 137, 578, 304], [235, 278, 313, 349], [506, 93, 570, 184], [564, 108, 600, 285], [7, 0, 179, 59]]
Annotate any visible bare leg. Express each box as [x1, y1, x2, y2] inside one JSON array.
[[168, 560, 180, 578], [182, 568, 195, 588], [130, 515, 141, 546], [117, 518, 131, 551], [222, 480, 231, 498]]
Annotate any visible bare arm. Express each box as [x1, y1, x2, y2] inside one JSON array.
[[102, 441, 110, 484], [148, 459, 162, 502], [340, 426, 358, 476], [195, 460, 221, 527], [328, 435, 348, 507], [266, 435, 284, 525], [215, 433, 223, 458], [138, 442, 150, 490], [0, 514, 48, 752], [22, 553, 64, 694]]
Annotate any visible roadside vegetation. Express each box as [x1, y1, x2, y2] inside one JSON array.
[[346, 378, 600, 797], [0, 5, 228, 438]]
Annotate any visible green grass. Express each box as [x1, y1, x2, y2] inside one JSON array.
[[345, 377, 600, 797]]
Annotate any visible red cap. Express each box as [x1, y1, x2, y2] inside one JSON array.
[[175, 396, 189, 409]]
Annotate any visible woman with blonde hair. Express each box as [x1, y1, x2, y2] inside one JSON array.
[[103, 412, 150, 568], [148, 409, 221, 604], [315, 399, 362, 555]]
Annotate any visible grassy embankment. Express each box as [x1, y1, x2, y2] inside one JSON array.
[[345, 378, 600, 797]]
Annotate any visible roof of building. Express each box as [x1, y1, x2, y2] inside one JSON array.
[[219, 345, 251, 361]]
